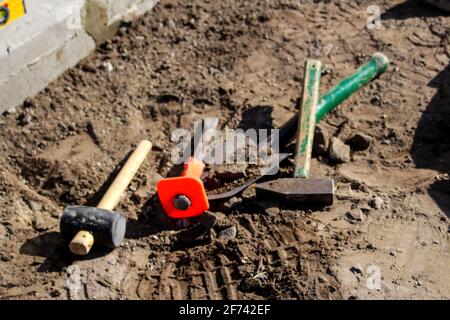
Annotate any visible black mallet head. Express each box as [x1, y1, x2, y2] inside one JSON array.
[[60, 206, 127, 253]]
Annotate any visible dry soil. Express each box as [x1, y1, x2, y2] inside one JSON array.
[[0, 0, 449, 299]]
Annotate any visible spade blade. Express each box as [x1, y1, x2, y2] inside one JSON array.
[[255, 178, 334, 206]]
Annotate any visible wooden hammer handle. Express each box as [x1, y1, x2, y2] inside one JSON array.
[[294, 60, 321, 178], [182, 157, 205, 179], [97, 140, 152, 210]]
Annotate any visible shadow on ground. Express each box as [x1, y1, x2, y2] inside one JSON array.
[[412, 64, 450, 218], [382, 0, 450, 218], [19, 232, 114, 272], [381, 0, 448, 21]]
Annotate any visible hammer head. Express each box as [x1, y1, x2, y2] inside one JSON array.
[[157, 176, 209, 219], [256, 178, 334, 206], [60, 206, 127, 249]]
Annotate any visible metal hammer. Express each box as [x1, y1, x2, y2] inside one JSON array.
[[256, 60, 334, 206], [60, 140, 152, 255], [209, 52, 389, 201]]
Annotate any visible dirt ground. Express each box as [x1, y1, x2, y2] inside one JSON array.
[[0, 0, 449, 300]]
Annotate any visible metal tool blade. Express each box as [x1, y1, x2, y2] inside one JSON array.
[[255, 178, 334, 206], [207, 153, 292, 201]]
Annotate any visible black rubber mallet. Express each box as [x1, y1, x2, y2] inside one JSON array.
[[256, 60, 334, 206], [60, 140, 152, 255]]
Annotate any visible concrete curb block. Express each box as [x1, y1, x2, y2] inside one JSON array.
[[86, 0, 159, 43], [0, 0, 158, 113]]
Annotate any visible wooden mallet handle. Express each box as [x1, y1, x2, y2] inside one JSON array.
[[69, 231, 95, 256], [69, 140, 152, 255], [97, 140, 152, 210]]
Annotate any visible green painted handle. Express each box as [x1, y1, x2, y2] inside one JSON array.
[[279, 52, 389, 146], [316, 52, 389, 121], [294, 60, 321, 178]]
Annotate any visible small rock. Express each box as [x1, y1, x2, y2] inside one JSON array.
[[198, 211, 218, 230], [348, 133, 372, 151], [81, 63, 97, 73], [214, 215, 234, 231], [313, 125, 329, 155], [329, 137, 351, 163], [211, 211, 226, 221], [23, 98, 36, 109], [311, 221, 326, 232], [86, 121, 101, 145], [360, 203, 371, 214], [350, 265, 364, 275], [322, 64, 333, 75], [370, 197, 384, 210], [346, 209, 364, 222], [0, 253, 13, 262], [218, 225, 237, 241], [316, 223, 326, 231], [120, 48, 129, 58], [17, 112, 32, 126], [265, 206, 280, 216], [241, 184, 256, 199], [239, 216, 257, 234], [220, 196, 241, 211], [370, 95, 381, 106], [128, 183, 138, 192], [101, 61, 114, 72], [33, 213, 55, 232]]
